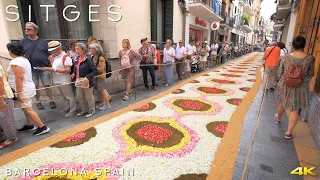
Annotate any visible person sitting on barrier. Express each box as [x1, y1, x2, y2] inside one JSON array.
[[43, 41, 76, 118], [6, 42, 50, 136], [74, 43, 97, 118], [119, 39, 142, 101], [88, 43, 111, 110]]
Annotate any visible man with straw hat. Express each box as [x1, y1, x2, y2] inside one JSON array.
[[43, 41, 76, 118]]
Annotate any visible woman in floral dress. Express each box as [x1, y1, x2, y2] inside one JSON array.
[[119, 39, 141, 101], [274, 36, 315, 139]]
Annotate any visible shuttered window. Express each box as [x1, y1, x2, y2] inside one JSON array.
[[150, 0, 158, 41], [163, 0, 173, 41]]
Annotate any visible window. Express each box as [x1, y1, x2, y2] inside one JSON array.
[[18, 0, 92, 39]]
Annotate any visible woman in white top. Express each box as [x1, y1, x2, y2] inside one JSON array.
[[278, 42, 288, 59], [6, 42, 50, 136], [163, 39, 176, 86]]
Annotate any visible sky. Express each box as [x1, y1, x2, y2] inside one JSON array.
[[260, 0, 277, 20]]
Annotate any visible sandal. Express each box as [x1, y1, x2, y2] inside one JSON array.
[[285, 134, 293, 140], [123, 95, 129, 101], [0, 138, 18, 149], [274, 114, 281, 124]]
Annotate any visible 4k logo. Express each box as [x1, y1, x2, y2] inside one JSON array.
[[291, 167, 316, 176]]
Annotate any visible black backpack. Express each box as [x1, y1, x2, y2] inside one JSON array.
[[97, 55, 112, 78]]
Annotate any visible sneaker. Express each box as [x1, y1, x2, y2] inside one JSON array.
[[77, 111, 88, 116], [33, 126, 50, 136], [285, 134, 293, 140], [36, 103, 44, 110], [60, 108, 70, 114], [17, 124, 36, 132], [99, 104, 111, 110], [143, 87, 149, 91], [95, 103, 103, 109], [274, 114, 281, 124], [50, 102, 56, 109], [165, 84, 169, 87], [85, 111, 95, 118], [151, 86, 156, 90], [65, 112, 75, 118]]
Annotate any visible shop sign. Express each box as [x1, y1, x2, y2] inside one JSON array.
[[211, 21, 220, 31], [195, 17, 207, 27]]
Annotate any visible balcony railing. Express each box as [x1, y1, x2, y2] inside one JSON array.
[[221, 13, 234, 28], [274, 19, 285, 24], [190, 0, 223, 16], [277, 0, 294, 6]]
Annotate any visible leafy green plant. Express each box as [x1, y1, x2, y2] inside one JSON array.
[[242, 14, 251, 25]]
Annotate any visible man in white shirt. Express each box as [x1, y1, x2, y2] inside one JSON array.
[[185, 40, 196, 78], [210, 40, 219, 66], [175, 40, 187, 81], [43, 41, 76, 118]]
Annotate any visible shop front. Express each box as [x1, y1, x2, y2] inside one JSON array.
[[186, 14, 211, 45]]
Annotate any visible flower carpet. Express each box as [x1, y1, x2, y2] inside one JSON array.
[[0, 53, 262, 180]]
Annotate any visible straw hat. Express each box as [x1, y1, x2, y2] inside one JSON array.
[[48, 41, 61, 51]]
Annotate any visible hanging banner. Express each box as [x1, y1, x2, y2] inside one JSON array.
[[211, 21, 220, 31]]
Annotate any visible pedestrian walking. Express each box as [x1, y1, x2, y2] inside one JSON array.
[[6, 42, 50, 136], [175, 40, 187, 82], [19, 22, 56, 110], [185, 40, 196, 78], [163, 39, 175, 86], [43, 41, 76, 118], [0, 64, 18, 148], [88, 43, 111, 110], [119, 39, 142, 101], [74, 43, 97, 118], [139, 38, 156, 91], [278, 42, 288, 60], [274, 36, 315, 139], [263, 41, 281, 92]]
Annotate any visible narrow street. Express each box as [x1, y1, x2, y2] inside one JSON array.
[[0, 53, 318, 180]]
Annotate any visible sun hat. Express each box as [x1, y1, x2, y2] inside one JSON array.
[[48, 41, 61, 51]]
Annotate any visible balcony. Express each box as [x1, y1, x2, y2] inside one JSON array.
[[188, 0, 224, 22], [220, 13, 233, 30], [243, 1, 254, 16], [273, 19, 285, 31], [243, 21, 253, 32], [275, 0, 294, 19]]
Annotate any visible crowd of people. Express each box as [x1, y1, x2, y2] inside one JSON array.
[[0, 22, 259, 149], [263, 36, 315, 140]]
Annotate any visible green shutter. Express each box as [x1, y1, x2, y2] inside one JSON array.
[[164, 0, 173, 41], [150, 0, 157, 41], [84, 0, 93, 37]]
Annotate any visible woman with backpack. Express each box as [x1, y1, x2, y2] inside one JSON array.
[[119, 39, 142, 101], [88, 43, 111, 110], [274, 36, 315, 139]]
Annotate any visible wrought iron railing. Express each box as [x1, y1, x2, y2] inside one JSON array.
[[221, 13, 233, 27], [278, 0, 294, 6]]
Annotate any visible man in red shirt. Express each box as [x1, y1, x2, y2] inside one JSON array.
[[263, 41, 281, 91]]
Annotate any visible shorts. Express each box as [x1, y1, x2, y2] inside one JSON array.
[[95, 78, 107, 91], [14, 98, 33, 109], [32, 70, 51, 86]]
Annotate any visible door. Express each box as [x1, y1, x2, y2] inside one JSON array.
[[308, 0, 320, 92]]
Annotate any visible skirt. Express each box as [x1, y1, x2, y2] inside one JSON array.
[[95, 78, 107, 91]]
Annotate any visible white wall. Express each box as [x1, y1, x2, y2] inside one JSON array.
[[285, 8, 298, 53], [188, 14, 211, 43], [172, 0, 184, 43]]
